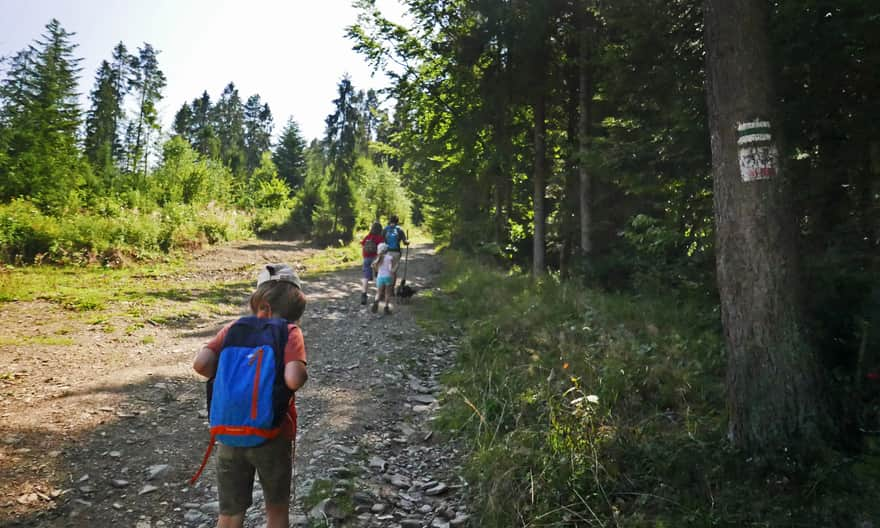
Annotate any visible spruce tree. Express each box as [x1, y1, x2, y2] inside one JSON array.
[[109, 42, 133, 162], [128, 43, 166, 179], [0, 19, 85, 211], [173, 103, 193, 140], [324, 76, 361, 238], [243, 94, 273, 173], [190, 91, 220, 158], [212, 82, 246, 175], [84, 59, 126, 183], [273, 118, 307, 191]]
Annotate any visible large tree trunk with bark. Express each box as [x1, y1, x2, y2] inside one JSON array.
[[704, 0, 831, 451], [533, 92, 547, 275]]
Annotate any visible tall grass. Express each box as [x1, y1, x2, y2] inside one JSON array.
[[418, 251, 880, 527]]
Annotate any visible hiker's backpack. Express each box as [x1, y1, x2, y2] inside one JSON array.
[[383, 226, 400, 249], [191, 316, 291, 483], [364, 237, 378, 254]]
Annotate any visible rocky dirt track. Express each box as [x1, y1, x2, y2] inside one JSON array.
[[0, 240, 470, 528]]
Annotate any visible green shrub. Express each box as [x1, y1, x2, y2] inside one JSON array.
[[0, 140, 309, 267], [0, 199, 58, 263], [242, 153, 293, 210], [252, 206, 293, 235], [0, 198, 256, 265], [150, 137, 233, 207], [355, 158, 412, 229], [197, 203, 252, 244]]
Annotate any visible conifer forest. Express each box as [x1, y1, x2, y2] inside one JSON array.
[[1, 1, 879, 526]]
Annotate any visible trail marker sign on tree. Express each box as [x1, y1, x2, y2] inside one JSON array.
[[736, 120, 778, 182]]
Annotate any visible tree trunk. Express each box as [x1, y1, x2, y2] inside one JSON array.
[[704, 0, 830, 451], [332, 168, 340, 235], [577, 4, 594, 256], [533, 91, 546, 275], [493, 175, 504, 244], [142, 127, 151, 179], [132, 83, 146, 177], [494, 113, 510, 244]]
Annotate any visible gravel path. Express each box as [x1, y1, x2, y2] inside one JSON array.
[[0, 240, 470, 528]]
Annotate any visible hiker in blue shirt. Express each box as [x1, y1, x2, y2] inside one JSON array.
[[382, 215, 409, 292]]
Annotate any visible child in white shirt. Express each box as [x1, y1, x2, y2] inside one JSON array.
[[370, 243, 397, 315]]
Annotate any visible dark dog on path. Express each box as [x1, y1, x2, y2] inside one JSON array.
[[396, 283, 417, 303]]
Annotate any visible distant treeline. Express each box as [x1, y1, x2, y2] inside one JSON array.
[[0, 19, 411, 265]]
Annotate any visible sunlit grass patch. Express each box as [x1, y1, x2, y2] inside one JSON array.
[[125, 322, 144, 335], [302, 242, 359, 273], [0, 259, 186, 311], [40, 287, 108, 311], [0, 335, 75, 346], [0, 255, 250, 345]]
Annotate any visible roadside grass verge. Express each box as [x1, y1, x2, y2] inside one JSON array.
[[0, 336, 75, 346], [0, 260, 182, 307], [0, 257, 252, 331], [302, 243, 360, 274], [0, 229, 349, 331], [416, 251, 880, 527]]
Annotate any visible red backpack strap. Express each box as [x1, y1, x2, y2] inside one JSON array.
[[190, 432, 217, 485]]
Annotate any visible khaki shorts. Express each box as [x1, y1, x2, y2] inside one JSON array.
[[216, 436, 292, 515]]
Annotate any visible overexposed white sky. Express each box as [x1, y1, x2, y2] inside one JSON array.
[[0, 0, 405, 141]]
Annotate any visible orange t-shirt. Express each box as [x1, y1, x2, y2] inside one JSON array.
[[205, 321, 306, 440]]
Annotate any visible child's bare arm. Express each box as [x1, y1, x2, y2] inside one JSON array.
[[284, 361, 308, 391], [192, 347, 218, 378]]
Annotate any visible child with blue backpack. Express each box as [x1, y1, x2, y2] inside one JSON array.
[[192, 264, 307, 528], [382, 215, 409, 293]]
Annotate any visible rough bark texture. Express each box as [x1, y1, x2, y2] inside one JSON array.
[[533, 92, 547, 274], [704, 0, 829, 451]]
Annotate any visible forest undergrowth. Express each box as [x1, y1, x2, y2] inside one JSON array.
[[416, 251, 880, 527]]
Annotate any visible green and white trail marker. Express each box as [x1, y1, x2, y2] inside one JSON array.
[[736, 120, 778, 182]]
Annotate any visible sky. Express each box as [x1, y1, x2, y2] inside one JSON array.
[[0, 0, 405, 142]]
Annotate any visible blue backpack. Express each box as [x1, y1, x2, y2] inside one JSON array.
[[191, 316, 291, 483], [383, 225, 401, 250]]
